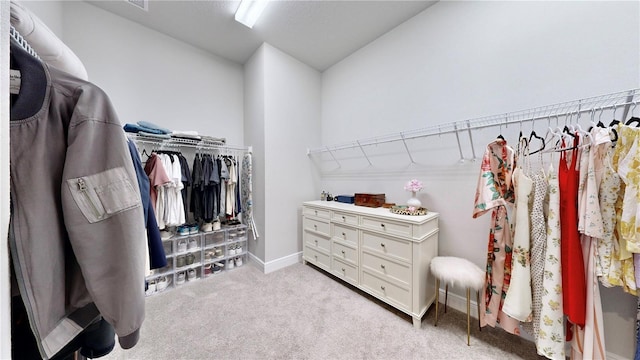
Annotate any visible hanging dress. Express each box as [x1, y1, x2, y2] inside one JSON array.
[[572, 131, 606, 360], [522, 167, 547, 341], [537, 163, 565, 360], [473, 139, 520, 334], [502, 165, 533, 322], [558, 137, 586, 330], [611, 125, 638, 295]]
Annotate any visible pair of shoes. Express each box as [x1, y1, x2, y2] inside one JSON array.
[[177, 239, 188, 253], [213, 262, 224, 274], [157, 276, 171, 291], [185, 252, 195, 266], [213, 219, 221, 231], [229, 244, 243, 255], [187, 238, 198, 250], [204, 251, 214, 262], [202, 222, 213, 232], [189, 224, 199, 234], [176, 272, 186, 285], [227, 258, 235, 270], [235, 257, 243, 267], [187, 269, 197, 281], [214, 247, 224, 258]]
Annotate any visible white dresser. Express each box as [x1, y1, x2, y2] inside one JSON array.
[[302, 200, 439, 328]]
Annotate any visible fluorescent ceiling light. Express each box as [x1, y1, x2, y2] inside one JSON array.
[[235, 0, 269, 29]]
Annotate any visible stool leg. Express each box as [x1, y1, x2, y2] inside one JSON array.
[[477, 290, 481, 332], [467, 288, 471, 346], [434, 278, 440, 326], [444, 283, 448, 313]]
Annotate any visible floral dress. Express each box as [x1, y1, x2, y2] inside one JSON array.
[[473, 139, 520, 334], [536, 163, 565, 360]]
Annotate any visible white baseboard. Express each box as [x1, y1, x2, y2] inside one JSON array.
[[438, 288, 632, 360], [248, 251, 302, 274]]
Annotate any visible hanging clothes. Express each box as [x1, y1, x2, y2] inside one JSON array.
[[190, 154, 204, 222], [558, 136, 586, 331], [226, 157, 237, 216], [472, 138, 520, 335], [523, 167, 547, 342], [9, 37, 145, 357], [502, 163, 534, 322], [536, 162, 565, 360]]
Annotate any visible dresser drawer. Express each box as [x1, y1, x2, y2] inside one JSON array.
[[361, 270, 410, 310], [333, 241, 358, 265], [361, 216, 411, 237], [304, 246, 330, 271], [333, 223, 358, 246], [361, 251, 411, 286], [332, 258, 358, 285], [304, 231, 331, 253], [362, 231, 412, 263], [303, 206, 331, 220], [303, 217, 330, 236], [332, 211, 358, 226]]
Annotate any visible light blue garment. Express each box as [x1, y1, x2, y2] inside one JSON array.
[[137, 120, 171, 134]]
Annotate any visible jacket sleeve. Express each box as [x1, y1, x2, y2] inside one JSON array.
[[60, 85, 146, 349]]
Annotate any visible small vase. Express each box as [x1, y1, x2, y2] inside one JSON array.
[[407, 191, 421, 208]]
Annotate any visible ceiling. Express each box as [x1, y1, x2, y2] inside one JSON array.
[[86, 0, 437, 71]]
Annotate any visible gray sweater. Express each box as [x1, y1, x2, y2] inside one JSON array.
[[10, 39, 146, 358]]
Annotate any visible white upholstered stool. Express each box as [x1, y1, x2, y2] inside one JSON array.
[[430, 256, 485, 345]]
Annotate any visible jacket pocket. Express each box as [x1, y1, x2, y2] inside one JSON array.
[[67, 167, 140, 223]]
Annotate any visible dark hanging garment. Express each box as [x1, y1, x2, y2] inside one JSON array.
[[190, 154, 204, 222], [178, 154, 191, 219]]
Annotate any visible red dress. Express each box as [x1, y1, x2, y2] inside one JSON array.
[[558, 139, 586, 329]]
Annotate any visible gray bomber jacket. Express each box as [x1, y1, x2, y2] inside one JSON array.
[[9, 39, 146, 358]]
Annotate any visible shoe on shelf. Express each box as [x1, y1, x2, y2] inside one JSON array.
[[205, 251, 214, 262], [202, 222, 213, 232], [204, 264, 212, 277], [176, 255, 186, 268], [145, 280, 157, 296], [187, 238, 198, 250], [186, 252, 195, 265], [236, 244, 243, 254], [227, 258, 235, 270], [214, 247, 224, 258], [212, 219, 221, 231], [235, 257, 243, 267], [229, 246, 236, 256], [189, 224, 199, 234], [187, 269, 197, 281], [177, 239, 188, 253], [213, 262, 224, 274], [177, 225, 190, 236], [157, 276, 171, 291], [160, 229, 172, 240], [176, 271, 186, 285]]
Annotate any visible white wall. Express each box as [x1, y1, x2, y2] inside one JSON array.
[[320, 1, 639, 358], [58, 1, 245, 145], [262, 44, 322, 267], [244, 45, 267, 262]]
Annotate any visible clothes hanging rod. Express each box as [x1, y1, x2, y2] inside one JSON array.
[[307, 88, 639, 155]]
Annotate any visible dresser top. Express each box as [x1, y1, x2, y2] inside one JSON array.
[[303, 200, 439, 224]]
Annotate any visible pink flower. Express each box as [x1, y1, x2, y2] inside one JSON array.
[[408, 206, 416, 212], [404, 179, 423, 192]]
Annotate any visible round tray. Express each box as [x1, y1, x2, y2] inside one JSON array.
[[390, 206, 427, 216]]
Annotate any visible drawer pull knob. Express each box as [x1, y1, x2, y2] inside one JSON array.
[[315, 240, 318, 244], [314, 255, 318, 260], [342, 232, 346, 238], [315, 210, 318, 215], [380, 264, 385, 269], [341, 250, 345, 254], [380, 285, 386, 291], [380, 223, 385, 228], [314, 225, 317, 230], [342, 268, 345, 272], [342, 216, 346, 221], [380, 243, 386, 247]]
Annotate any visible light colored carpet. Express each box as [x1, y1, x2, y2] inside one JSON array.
[[104, 262, 545, 360]]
